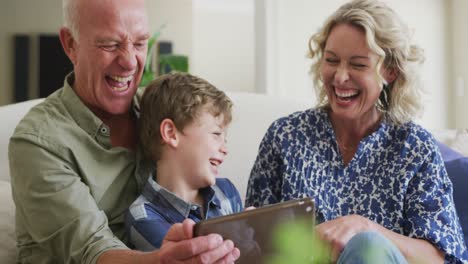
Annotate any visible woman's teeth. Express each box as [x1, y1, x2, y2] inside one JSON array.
[[336, 90, 358, 98]]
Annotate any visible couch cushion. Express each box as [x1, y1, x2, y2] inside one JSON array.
[[437, 141, 468, 247], [0, 180, 16, 263], [445, 157, 468, 248], [0, 99, 44, 182], [452, 130, 468, 157], [438, 140, 464, 162]]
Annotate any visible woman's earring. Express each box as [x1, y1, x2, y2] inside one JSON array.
[[379, 84, 390, 111]]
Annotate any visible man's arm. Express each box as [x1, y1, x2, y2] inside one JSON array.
[[98, 219, 240, 264], [10, 136, 128, 263]]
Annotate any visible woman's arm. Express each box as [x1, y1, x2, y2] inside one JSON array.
[[245, 121, 284, 207], [315, 214, 444, 263], [316, 133, 464, 264]]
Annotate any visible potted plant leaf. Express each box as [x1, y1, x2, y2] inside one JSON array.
[[139, 25, 189, 87]]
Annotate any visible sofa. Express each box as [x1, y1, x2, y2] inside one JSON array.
[[1, 92, 467, 263]]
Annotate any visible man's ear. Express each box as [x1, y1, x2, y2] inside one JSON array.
[[160, 119, 179, 147], [59, 27, 78, 65]]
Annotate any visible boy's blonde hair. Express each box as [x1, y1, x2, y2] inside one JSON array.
[[139, 72, 233, 161]]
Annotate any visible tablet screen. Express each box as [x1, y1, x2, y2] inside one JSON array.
[[194, 197, 315, 264]]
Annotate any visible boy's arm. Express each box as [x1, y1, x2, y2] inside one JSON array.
[[216, 178, 244, 212], [126, 204, 173, 250]]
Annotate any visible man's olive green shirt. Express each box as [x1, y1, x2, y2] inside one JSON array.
[[9, 75, 152, 264]]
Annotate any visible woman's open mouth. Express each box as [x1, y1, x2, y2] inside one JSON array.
[[335, 88, 360, 102]]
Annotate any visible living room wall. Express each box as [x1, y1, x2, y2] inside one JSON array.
[[191, 0, 255, 93], [450, 0, 468, 129]]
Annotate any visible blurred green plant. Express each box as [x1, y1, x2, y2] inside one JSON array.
[[267, 219, 331, 264], [140, 29, 162, 87], [140, 24, 189, 87], [267, 220, 408, 264], [159, 54, 189, 75]]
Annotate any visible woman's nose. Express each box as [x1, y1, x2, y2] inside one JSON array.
[[334, 64, 350, 84]]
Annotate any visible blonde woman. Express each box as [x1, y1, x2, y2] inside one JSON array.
[[246, 0, 467, 263]]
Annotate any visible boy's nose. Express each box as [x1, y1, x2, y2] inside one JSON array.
[[220, 144, 228, 156]]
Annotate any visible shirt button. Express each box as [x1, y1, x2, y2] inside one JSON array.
[[191, 205, 198, 210], [100, 127, 108, 134]]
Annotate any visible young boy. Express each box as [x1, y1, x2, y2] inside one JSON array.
[[125, 72, 243, 251]]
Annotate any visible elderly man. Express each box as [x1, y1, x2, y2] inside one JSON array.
[[9, 0, 239, 263]]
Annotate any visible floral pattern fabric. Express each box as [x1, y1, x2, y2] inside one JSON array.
[[246, 107, 468, 263]]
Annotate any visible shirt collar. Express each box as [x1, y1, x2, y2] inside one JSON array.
[[61, 73, 103, 139], [142, 174, 219, 218], [61, 72, 144, 143], [319, 107, 391, 153]]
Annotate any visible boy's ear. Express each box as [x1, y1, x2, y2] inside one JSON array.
[[160, 119, 179, 147]]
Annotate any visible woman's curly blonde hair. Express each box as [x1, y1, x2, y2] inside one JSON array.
[[308, 0, 425, 124]]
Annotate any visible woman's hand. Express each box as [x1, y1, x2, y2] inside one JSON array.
[[315, 214, 375, 262]]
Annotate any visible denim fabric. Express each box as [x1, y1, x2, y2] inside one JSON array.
[[337, 232, 407, 264]]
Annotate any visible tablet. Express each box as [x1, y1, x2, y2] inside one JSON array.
[[193, 197, 315, 264]]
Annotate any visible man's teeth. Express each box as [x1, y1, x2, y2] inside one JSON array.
[[109, 75, 134, 83], [113, 85, 128, 92], [336, 90, 358, 98], [109, 75, 134, 91]]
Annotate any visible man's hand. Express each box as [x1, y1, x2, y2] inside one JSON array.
[[159, 219, 240, 264]]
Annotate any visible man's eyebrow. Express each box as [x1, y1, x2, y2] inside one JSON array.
[[96, 37, 117, 44], [96, 34, 150, 44]]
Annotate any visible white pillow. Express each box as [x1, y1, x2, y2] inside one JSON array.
[[0, 180, 16, 263], [451, 129, 468, 157], [0, 98, 44, 182], [431, 128, 457, 146]]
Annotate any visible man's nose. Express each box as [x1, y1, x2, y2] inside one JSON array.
[[118, 46, 138, 70]]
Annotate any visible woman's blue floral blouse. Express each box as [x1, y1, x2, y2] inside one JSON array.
[[246, 107, 468, 263]]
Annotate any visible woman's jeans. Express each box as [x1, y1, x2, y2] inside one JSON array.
[[337, 231, 408, 264]]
